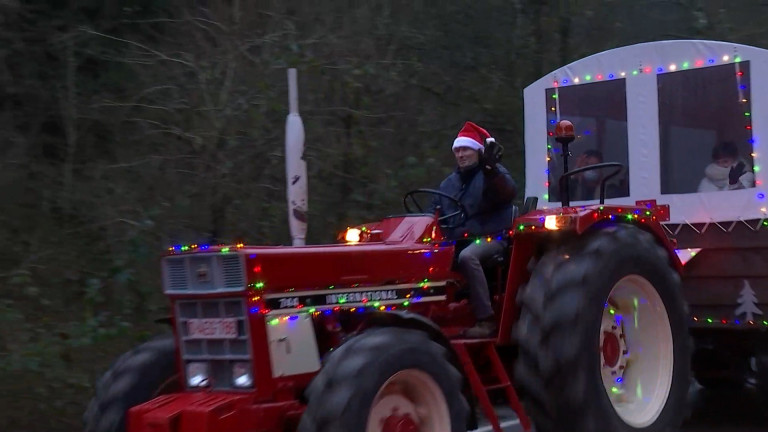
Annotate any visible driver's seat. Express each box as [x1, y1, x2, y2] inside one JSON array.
[[454, 196, 539, 299], [451, 204, 519, 303], [481, 199, 537, 298], [482, 196, 536, 267], [482, 203, 520, 268]]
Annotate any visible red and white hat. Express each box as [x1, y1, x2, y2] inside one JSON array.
[[452, 121, 493, 153]]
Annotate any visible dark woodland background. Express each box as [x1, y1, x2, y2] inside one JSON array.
[[2, 1, 768, 430]]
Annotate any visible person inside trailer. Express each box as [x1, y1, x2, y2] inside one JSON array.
[[429, 121, 517, 338], [697, 141, 755, 192], [569, 149, 626, 201]]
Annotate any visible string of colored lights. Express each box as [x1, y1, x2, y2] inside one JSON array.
[[247, 274, 442, 316], [515, 206, 660, 232], [167, 243, 245, 254], [545, 53, 764, 204], [265, 303, 415, 325], [691, 316, 768, 327], [734, 59, 762, 198], [552, 54, 742, 88]]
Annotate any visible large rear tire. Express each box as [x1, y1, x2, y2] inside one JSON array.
[[298, 327, 468, 432], [83, 334, 179, 432], [514, 224, 691, 432]]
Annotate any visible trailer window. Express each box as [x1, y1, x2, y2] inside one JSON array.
[[545, 79, 630, 202], [658, 61, 755, 194]]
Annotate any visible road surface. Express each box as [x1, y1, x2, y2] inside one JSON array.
[[476, 382, 768, 432]]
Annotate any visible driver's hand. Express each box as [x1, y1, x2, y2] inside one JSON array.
[[481, 139, 503, 175]]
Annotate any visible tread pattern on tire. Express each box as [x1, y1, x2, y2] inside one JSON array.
[[298, 327, 469, 432], [83, 334, 177, 432], [514, 224, 691, 432]]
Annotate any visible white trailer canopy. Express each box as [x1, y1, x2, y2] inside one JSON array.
[[524, 40, 767, 224]]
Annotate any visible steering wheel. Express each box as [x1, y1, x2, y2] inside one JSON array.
[[402, 188, 468, 229]]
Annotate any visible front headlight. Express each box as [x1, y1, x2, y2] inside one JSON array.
[[345, 228, 361, 243], [232, 362, 253, 388], [187, 362, 209, 387]]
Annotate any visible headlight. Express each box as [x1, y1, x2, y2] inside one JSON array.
[[232, 362, 253, 388], [187, 362, 209, 387], [544, 215, 571, 230], [345, 228, 361, 243], [544, 215, 560, 230]]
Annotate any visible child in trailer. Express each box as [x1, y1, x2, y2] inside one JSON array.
[[697, 141, 755, 192]]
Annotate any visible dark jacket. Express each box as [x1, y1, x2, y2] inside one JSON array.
[[430, 163, 517, 239]]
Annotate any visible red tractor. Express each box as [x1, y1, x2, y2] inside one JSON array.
[[84, 121, 691, 432]]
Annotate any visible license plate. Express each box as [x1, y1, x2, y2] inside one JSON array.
[[187, 318, 238, 339]]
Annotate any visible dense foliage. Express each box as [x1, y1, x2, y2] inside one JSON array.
[[1, 1, 766, 430]]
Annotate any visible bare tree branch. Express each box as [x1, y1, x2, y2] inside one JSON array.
[[80, 27, 197, 69], [91, 101, 173, 111], [105, 155, 197, 169]]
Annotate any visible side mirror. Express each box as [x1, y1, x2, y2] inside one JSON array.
[[521, 196, 538, 215]]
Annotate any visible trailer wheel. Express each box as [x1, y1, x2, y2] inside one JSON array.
[[754, 354, 768, 401], [298, 327, 468, 432], [514, 224, 691, 432], [83, 334, 178, 432], [692, 347, 747, 390]]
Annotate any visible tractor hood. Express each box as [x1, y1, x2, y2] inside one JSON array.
[[161, 215, 459, 311]]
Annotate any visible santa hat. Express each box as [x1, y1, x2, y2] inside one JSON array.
[[452, 121, 494, 153]]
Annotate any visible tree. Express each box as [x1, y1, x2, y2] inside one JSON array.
[[734, 279, 763, 322]]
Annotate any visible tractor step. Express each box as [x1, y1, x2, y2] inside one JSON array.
[[450, 339, 531, 432], [483, 382, 512, 391]]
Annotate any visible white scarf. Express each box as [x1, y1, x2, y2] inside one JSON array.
[[704, 163, 731, 189]]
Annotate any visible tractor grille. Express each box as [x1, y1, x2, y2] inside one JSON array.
[[175, 298, 253, 390], [162, 253, 246, 293]]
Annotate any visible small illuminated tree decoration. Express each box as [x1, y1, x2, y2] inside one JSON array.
[[734, 279, 763, 322]]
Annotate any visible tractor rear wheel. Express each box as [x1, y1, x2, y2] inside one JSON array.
[[298, 327, 468, 432], [83, 334, 179, 432], [514, 224, 691, 432]]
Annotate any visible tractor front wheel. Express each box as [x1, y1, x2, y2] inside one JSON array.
[[83, 334, 179, 432], [298, 327, 468, 432], [514, 224, 691, 432]]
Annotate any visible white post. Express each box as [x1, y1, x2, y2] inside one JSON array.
[[285, 68, 308, 246]]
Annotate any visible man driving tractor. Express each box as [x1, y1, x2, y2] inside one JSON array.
[[431, 121, 517, 338]]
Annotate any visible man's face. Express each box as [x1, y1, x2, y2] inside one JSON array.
[[715, 157, 735, 168], [454, 146, 480, 169], [578, 156, 601, 168], [577, 155, 602, 184]]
